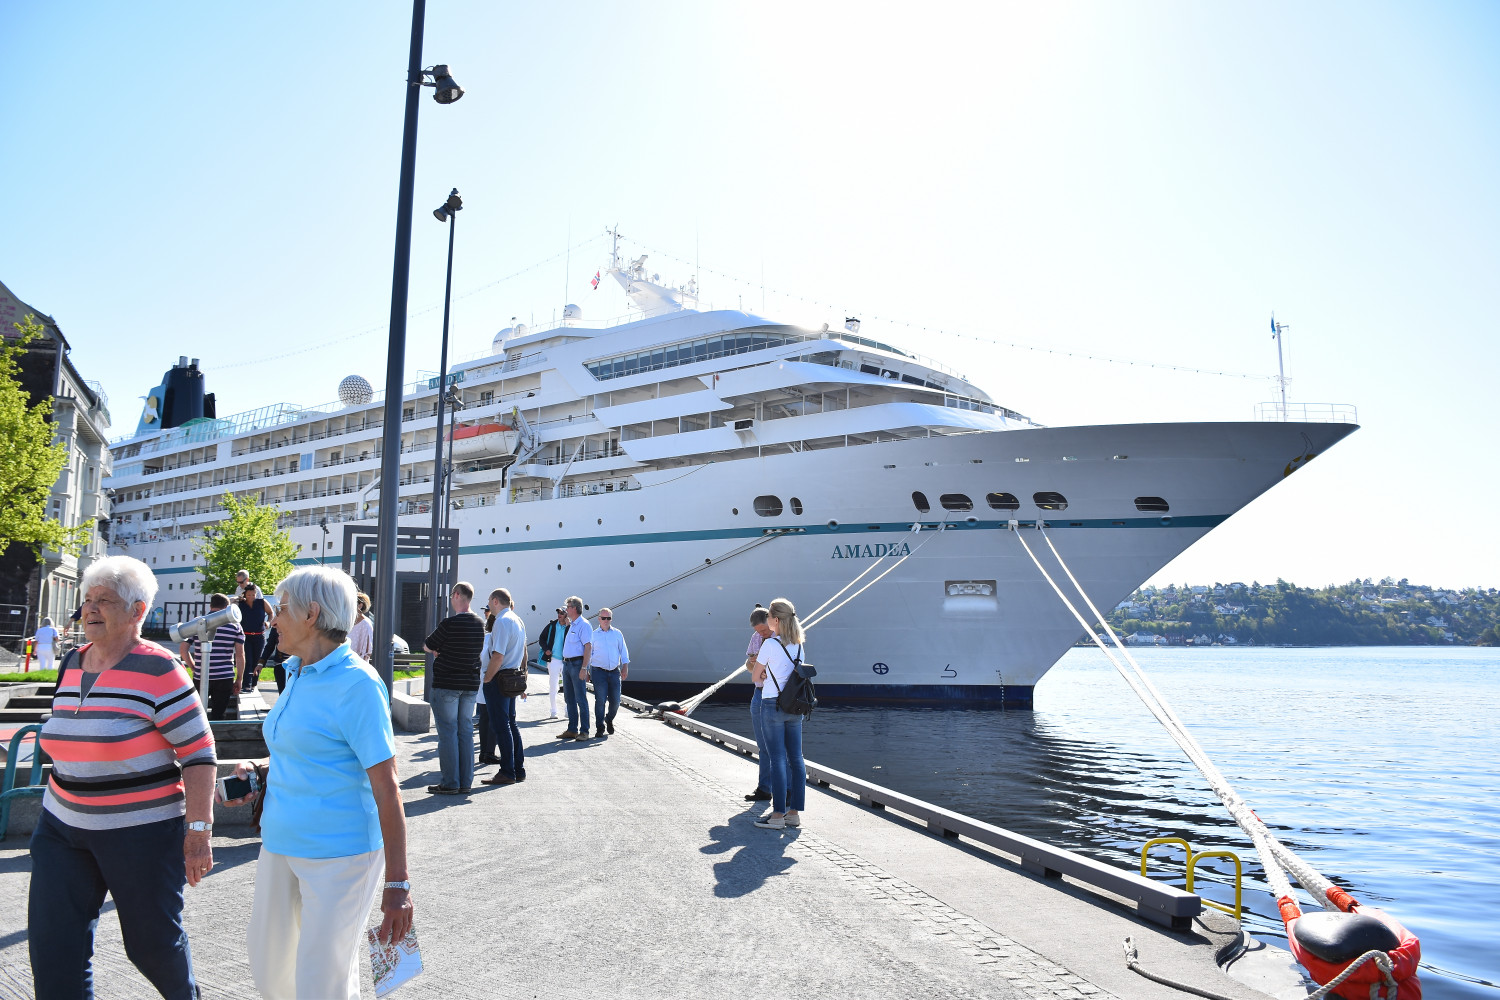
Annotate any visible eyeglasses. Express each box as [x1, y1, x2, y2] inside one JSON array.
[[599, 616, 611, 621]]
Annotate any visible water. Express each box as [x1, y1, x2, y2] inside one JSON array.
[[694, 647, 1500, 999]]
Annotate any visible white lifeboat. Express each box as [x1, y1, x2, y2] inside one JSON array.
[[446, 422, 518, 459]]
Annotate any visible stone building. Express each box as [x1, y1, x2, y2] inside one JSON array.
[[0, 278, 113, 642]]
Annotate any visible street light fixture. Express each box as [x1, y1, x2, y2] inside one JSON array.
[[427, 188, 462, 634], [373, 0, 464, 698]]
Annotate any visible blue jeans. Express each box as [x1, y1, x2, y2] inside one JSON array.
[[592, 668, 622, 731], [431, 686, 477, 790], [758, 699, 806, 814], [562, 657, 590, 734], [750, 687, 772, 792], [29, 810, 199, 999], [484, 679, 525, 779]]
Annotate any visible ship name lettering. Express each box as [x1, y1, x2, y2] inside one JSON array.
[[830, 542, 912, 560]]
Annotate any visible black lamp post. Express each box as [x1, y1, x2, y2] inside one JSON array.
[[426, 188, 462, 634], [372, 0, 464, 696]]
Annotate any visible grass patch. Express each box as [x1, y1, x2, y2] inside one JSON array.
[[0, 670, 58, 683]]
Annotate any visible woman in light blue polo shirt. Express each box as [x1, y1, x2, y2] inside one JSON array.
[[227, 567, 413, 1000]]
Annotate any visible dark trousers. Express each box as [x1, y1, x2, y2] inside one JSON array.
[[200, 676, 236, 720], [476, 702, 498, 759], [484, 678, 525, 779], [562, 657, 590, 734], [242, 633, 265, 689], [29, 810, 198, 1000]]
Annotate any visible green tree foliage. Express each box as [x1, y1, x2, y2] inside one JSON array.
[[194, 492, 299, 596], [0, 317, 90, 555]]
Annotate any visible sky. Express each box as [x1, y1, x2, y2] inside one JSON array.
[[2, 1, 1497, 589]]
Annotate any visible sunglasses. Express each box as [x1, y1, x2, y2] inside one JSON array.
[[599, 616, 611, 621]]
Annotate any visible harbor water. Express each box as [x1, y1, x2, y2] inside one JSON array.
[[694, 646, 1499, 999]]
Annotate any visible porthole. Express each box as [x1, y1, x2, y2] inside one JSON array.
[[484, 567, 489, 574], [939, 493, 974, 512], [629, 561, 635, 567], [671, 603, 678, 610], [557, 564, 562, 570], [558, 521, 563, 528], [753, 495, 784, 517], [526, 524, 530, 531], [732, 508, 739, 515], [584, 604, 590, 611], [531, 605, 536, 611], [639, 515, 645, 522], [912, 491, 931, 514], [986, 492, 1020, 511], [505, 526, 510, 533], [790, 497, 803, 515], [1134, 496, 1170, 513], [598, 518, 603, 525], [491, 528, 496, 533], [1033, 491, 1069, 511]]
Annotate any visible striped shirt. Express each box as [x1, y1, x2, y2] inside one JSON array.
[[40, 641, 217, 830], [186, 622, 245, 681]]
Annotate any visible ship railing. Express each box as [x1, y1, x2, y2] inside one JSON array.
[[507, 479, 641, 505], [1253, 402, 1358, 424]]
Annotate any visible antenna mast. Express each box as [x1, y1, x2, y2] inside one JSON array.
[[1270, 313, 1290, 419]]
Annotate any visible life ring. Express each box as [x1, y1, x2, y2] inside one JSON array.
[[1280, 894, 1421, 1000]]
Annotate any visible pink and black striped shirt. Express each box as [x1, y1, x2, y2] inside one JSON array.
[[40, 640, 217, 830]]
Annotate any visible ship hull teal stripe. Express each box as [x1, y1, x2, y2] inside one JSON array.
[[146, 513, 1229, 574]]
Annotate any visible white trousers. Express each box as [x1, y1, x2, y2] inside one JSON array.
[[247, 846, 384, 1000], [36, 649, 55, 673], [546, 657, 562, 717]]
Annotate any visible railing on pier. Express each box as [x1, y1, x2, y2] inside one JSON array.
[[1253, 402, 1358, 424], [651, 707, 1202, 930]]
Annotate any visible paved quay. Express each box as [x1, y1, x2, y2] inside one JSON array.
[[0, 674, 1277, 1000]]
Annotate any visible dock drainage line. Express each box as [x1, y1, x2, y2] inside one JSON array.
[[1122, 937, 1243, 1000]]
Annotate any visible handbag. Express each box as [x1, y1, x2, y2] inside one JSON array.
[[496, 667, 528, 697], [765, 638, 817, 718]]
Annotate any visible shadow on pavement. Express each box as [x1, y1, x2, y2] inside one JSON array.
[[701, 805, 799, 898]]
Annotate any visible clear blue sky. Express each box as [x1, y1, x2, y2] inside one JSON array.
[[3, 2, 1497, 588]]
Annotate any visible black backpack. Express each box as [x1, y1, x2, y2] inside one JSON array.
[[766, 638, 817, 718]]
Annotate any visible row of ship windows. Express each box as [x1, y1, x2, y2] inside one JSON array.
[[913, 491, 1169, 514]]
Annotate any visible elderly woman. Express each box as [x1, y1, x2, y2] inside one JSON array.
[[348, 591, 374, 662], [230, 566, 412, 1000], [28, 555, 216, 1000]]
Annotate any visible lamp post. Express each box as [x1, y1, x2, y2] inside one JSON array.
[[373, 0, 464, 696], [426, 188, 462, 634]]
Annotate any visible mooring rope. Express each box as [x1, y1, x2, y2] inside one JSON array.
[[675, 520, 948, 716]]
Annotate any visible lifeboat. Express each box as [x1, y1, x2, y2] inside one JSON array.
[[445, 422, 518, 460]]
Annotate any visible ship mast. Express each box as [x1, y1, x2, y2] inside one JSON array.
[[1270, 314, 1290, 420]]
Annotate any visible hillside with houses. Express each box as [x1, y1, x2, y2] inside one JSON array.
[[1102, 579, 1500, 647]]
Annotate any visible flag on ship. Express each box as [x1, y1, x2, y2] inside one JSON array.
[[591, 271, 600, 289]]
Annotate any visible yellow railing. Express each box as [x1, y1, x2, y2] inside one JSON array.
[[1141, 837, 1243, 921]]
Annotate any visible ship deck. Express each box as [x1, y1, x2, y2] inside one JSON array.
[[0, 674, 1298, 999]]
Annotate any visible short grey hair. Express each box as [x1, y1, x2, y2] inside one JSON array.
[[275, 566, 357, 639], [81, 555, 159, 611]]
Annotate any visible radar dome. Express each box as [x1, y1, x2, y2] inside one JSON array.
[[562, 303, 582, 323], [513, 323, 528, 338], [491, 327, 514, 355], [338, 374, 374, 406]]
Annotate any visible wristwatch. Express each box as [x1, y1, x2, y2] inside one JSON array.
[[384, 880, 411, 891], [187, 821, 213, 833]]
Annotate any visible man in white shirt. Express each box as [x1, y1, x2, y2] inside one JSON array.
[[583, 608, 629, 738], [743, 607, 774, 802], [481, 588, 529, 785], [558, 596, 593, 741]]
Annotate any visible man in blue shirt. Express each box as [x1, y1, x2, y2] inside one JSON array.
[[538, 607, 569, 721], [557, 596, 592, 742], [583, 608, 629, 738]]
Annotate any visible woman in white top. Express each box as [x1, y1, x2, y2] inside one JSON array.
[[348, 592, 374, 661], [31, 617, 59, 674], [750, 597, 807, 830]]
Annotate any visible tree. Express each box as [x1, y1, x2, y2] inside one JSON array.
[[0, 317, 90, 556], [194, 492, 299, 596]]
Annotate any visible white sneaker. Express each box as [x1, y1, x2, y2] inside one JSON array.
[[784, 812, 801, 828], [754, 814, 786, 829]]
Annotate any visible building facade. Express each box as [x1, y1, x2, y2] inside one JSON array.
[[0, 278, 113, 640]]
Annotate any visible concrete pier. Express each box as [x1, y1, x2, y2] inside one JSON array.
[[0, 674, 1289, 999]]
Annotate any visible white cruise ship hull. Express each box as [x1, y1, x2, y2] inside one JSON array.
[[144, 419, 1353, 706]]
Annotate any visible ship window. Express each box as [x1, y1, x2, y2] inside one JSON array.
[[860, 364, 881, 376], [790, 497, 803, 515], [754, 495, 783, 517], [986, 492, 1020, 510], [1134, 496, 1170, 513], [1033, 491, 1069, 511], [939, 493, 973, 512], [901, 373, 924, 385], [912, 491, 930, 513]]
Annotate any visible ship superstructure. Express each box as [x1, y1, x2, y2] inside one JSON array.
[[103, 249, 1357, 704]]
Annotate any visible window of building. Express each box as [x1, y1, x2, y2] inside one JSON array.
[[939, 493, 973, 512], [912, 491, 931, 513], [986, 492, 1020, 511], [1033, 491, 1069, 511], [1134, 496, 1170, 513], [753, 495, 784, 517]]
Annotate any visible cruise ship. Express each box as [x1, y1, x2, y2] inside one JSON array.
[[103, 246, 1357, 705]]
